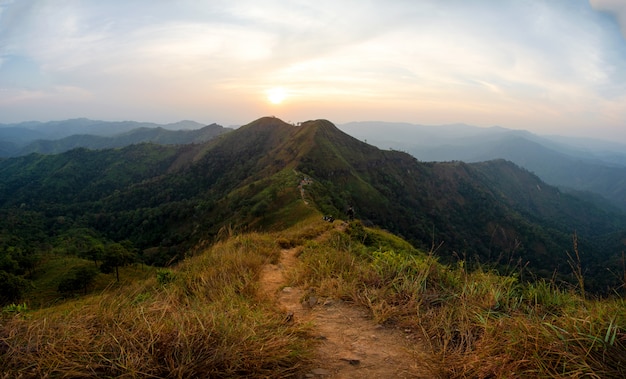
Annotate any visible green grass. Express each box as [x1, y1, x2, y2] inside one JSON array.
[[25, 253, 157, 308]]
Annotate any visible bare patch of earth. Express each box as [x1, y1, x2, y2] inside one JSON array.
[[259, 247, 432, 378]]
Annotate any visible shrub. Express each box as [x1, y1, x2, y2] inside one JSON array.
[[2, 302, 28, 316], [156, 268, 175, 286]]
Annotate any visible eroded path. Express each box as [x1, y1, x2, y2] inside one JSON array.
[[259, 247, 431, 378]]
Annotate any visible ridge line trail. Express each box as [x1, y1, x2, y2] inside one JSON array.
[[259, 230, 431, 378]]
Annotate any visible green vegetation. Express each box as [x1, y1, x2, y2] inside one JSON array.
[[2, 218, 624, 377], [57, 265, 99, 295], [1, 116, 626, 376], [1, 117, 625, 295]]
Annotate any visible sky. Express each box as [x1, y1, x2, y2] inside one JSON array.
[[1, 0, 626, 142]]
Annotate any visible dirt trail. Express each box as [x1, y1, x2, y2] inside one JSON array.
[[259, 247, 431, 378]]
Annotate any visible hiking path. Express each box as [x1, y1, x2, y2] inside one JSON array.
[[259, 235, 432, 378]]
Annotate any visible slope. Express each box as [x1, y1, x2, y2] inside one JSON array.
[[3, 212, 626, 378], [2, 119, 626, 378], [290, 120, 626, 292], [1, 117, 625, 293], [258, 224, 430, 378], [340, 121, 626, 210]]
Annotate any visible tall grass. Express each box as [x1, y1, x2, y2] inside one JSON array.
[[0, 233, 312, 378], [3, 218, 625, 378], [291, 222, 626, 378]]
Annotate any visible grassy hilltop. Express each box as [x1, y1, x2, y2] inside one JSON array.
[[2, 216, 625, 377]]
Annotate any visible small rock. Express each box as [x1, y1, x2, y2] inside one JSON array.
[[311, 368, 331, 376], [340, 358, 361, 365], [282, 287, 293, 293], [308, 295, 318, 307]]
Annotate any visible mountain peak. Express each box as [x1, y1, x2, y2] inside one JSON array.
[[241, 116, 293, 130], [300, 119, 334, 127]]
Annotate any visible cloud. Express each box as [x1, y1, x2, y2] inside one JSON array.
[[0, 1, 626, 141], [590, 0, 626, 38], [269, 2, 617, 102]]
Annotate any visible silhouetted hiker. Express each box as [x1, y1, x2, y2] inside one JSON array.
[[346, 206, 355, 221]]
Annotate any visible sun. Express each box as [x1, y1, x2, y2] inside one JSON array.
[[267, 87, 287, 104]]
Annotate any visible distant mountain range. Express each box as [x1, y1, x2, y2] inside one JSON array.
[[3, 118, 626, 214], [0, 118, 231, 156], [2, 116, 625, 293], [339, 122, 626, 210]]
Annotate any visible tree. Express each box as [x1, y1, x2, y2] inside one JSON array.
[[82, 243, 105, 267], [15, 250, 40, 277], [0, 252, 19, 274], [58, 266, 99, 295], [100, 242, 136, 282], [251, 198, 270, 217], [0, 270, 30, 306]]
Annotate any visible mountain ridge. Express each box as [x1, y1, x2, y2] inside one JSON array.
[[1, 117, 625, 292], [339, 121, 626, 210], [15, 123, 230, 156], [0, 118, 227, 157]]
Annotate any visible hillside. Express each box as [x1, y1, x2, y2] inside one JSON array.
[[340, 121, 626, 210], [2, 117, 626, 377], [2, 217, 625, 378], [1, 117, 626, 295]]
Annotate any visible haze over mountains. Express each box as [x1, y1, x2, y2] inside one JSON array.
[[339, 121, 626, 211], [0, 119, 231, 157]]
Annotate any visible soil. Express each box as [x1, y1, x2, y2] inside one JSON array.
[[259, 246, 433, 378]]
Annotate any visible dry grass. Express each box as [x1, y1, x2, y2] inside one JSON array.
[[3, 219, 625, 378], [289, 222, 626, 378], [0, 233, 312, 378]]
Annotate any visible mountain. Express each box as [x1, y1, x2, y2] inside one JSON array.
[[3, 118, 626, 379], [0, 118, 207, 138], [339, 121, 626, 210], [0, 118, 222, 157], [1, 117, 625, 293], [15, 123, 230, 156]]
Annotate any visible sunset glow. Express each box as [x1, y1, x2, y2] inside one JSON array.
[[1, 1, 626, 142], [267, 87, 287, 105]]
